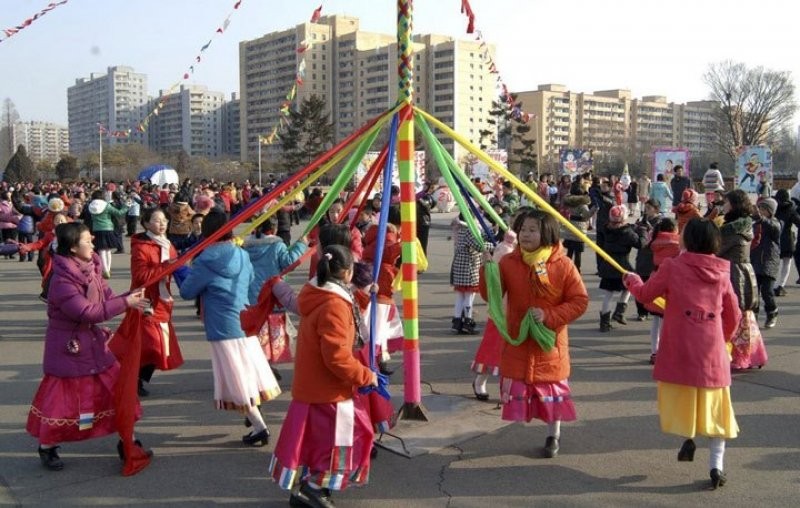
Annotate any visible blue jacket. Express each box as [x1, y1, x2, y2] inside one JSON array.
[[649, 182, 673, 214], [179, 242, 253, 340], [243, 235, 307, 304]]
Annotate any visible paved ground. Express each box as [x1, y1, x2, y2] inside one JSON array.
[[0, 211, 798, 507]]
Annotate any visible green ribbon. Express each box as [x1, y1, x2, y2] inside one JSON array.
[[485, 260, 556, 351]]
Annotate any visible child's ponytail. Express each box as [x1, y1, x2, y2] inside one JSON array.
[[317, 244, 354, 286]]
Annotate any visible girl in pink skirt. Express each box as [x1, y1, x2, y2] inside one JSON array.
[[471, 230, 516, 400], [26, 223, 150, 471], [270, 245, 377, 507], [479, 209, 588, 458]]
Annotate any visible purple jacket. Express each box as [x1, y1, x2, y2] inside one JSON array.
[[43, 253, 128, 377]]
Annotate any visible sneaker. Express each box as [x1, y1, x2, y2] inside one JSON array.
[[764, 313, 778, 329], [774, 286, 787, 297], [636, 314, 648, 322]]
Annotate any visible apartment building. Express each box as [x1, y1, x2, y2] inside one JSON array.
[[11, 121, 69, 164], [67, 66, 148, 154], [513, 84, 720, 174], [221, 92, 241, 158], [239, 14, 496, 166], [148, 85, 225, 158]]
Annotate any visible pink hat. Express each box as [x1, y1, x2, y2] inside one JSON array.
[[609, 205, 626, 223], [194, 195, 214, 212], [681, 188, 699, 205]]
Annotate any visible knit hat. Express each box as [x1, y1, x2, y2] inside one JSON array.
[[194, 195, 214, 213], [758, 197, 778, 217], [47, 197, 65, 213], [681, 188, 699, 205], [609, 205, 626, 223]]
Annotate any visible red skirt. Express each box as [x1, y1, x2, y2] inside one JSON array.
[[26, 362, 141, 445], [471, 319, 502, 375], [269, 399, 373, 491], [355, 347, 396, 433], [500, 377, 577, 424], [140, 319, 184, 371]]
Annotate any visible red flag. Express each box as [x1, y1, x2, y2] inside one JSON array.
[[310, 5, 322, 23]]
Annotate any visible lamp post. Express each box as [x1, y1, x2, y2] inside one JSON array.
[[257, 138, 262, 188], [99, 127, 104, 187]]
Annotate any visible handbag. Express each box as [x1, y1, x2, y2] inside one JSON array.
[[731, 309, 758, 359], [240, 277, 295, 364]]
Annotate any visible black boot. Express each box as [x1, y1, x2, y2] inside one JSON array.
[[677, 438, 696, 461], [137, 378, 149, 397], [298, 482, 335, 508], [612, 302, 628, 325], [378, 360, 394, 376], [709, 468, 727, 489], [451, 317, 463, 334], [242, 427, 270, 447], [599, 312, 612, 332], [460, 317, 477, 335], [38, 446, 64, 471]]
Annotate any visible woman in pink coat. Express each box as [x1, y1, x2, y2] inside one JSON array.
[[624, 218, 741, 490], [26, 223, 149, 471]]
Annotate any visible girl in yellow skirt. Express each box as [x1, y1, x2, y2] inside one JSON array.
[[624, 218, 742, 489]]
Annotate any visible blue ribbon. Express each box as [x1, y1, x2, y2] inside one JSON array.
[[452, 174, 497, 246]]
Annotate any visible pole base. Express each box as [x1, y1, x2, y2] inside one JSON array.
[[398, 402, 429, 422]]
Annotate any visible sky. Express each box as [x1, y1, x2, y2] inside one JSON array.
[[2, 0, 799, 128]]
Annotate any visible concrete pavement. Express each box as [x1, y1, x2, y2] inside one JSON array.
[[0, 211, 798, 507]]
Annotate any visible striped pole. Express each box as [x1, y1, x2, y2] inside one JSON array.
[[397, 0, 427, 420]]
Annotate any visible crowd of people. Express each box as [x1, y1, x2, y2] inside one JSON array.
[[3, 161, 798, 501]]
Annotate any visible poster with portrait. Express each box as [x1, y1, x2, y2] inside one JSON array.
[[735, 145, 772, 194], [560, 149, 593, 178], [358, 151, 427, 194], [652, 148, 690, 181]]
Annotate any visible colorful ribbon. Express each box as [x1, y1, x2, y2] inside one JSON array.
[[1, 1, 69, 44]]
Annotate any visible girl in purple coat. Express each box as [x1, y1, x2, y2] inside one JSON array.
[[624, 218, 741, 490], [26, 223, 149, 471]]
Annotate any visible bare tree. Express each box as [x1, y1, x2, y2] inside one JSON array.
[[2, 98, 21, 166], [703, 61, 797, 160]]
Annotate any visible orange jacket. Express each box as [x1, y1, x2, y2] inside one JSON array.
[[292, 281, 373, 404], [479, 243, 588, 383]]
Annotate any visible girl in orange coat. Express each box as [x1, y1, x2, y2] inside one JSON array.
[[480, 209, 589, 458], [129, 207, 184, 396], [270, 245, 377, 507]]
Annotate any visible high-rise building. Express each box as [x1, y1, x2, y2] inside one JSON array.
[[239, 14, 496, 166], [148, 85, 225, 158], [9, 121, 70, 164], [67, 65, 148, 155], [512, 84, 720, 174], [222, 92, 241, 158]]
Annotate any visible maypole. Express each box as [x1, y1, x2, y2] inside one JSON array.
[[397, 0, 427, 420]]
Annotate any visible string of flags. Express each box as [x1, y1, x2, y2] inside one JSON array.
[[258, 4, 322, 146], [0, 1, 69, 44], [97, 123, 132, 138], [117, 0, 245, 137], [459, 0, 534, 124]]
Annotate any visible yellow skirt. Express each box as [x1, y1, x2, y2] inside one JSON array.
[[657, 382, 739, 439]]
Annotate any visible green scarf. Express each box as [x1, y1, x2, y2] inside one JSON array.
[[485, 260, 556, 351]]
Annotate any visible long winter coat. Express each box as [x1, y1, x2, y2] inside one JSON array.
[[633, 215, 660, 276], [479, 243, 588, 384], [43, 253, 129, 377], [87, 199, 127, 232], [450, 221, 490, 289], [561, 194, 592, 243], [129, 233, 183, 370], [649, 182, 673, 214], [598, 223, 645, 280], [750, 216, 781, 279], [243, 235, 307, 304], [718, 215, 758, 311], [625, 252, 741, 388], [775, 200, 800, 257]]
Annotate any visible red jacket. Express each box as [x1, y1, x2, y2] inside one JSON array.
[[625, 252, 741, 388], [292, 281, 373, 404], [651, 231, 681, 268], [479, 243, 588, 384], [362, 224, 401, 303]]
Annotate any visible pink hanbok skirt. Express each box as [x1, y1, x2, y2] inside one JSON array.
[[500, 377, 577, 423], [269, 398, 373, 491]]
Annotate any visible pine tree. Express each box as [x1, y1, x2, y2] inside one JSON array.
[[279, 95, 335, 174], [55, 154, 80, 180], [3, 144, 36, 183], [479, 98, 513, 152], [176, 149, 191, 175], [509, 122, 537, 176]]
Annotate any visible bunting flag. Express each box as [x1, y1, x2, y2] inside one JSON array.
[[255, 4, 323, 150], [457, 1, 535, 125], [132, 0, 246, 133], [0, 0, 70, 44]]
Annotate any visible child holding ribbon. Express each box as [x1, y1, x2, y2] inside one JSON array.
[[269, 245, 377, 507], [479, 209, 588, 458]]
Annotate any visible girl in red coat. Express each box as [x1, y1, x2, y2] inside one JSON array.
[[269, 245, 377, 507], [129, 207, 184, 396], [625, 218, 741, 489], [479, 209, 589, 458]]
